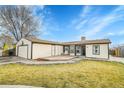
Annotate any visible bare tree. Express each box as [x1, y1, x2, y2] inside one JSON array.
[[0, 33, 14, 47], [0, 6, 40, 42]]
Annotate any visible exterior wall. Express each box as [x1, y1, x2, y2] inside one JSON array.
[[70, 45, 75, 56], [18, 45, 28, 58], [32, 43, 52, 59], [32, 43, 63, 59], [0, 49, 2, 56], [54, 45, 63, 56], [86, 44, 109, 59], [16, 38, 32, 59]]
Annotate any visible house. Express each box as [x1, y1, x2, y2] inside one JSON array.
[[2, 43, 16, 56], [111, 45, 124, 57], [16, 36, 111, 59]]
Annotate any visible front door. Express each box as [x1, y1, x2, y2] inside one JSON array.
[[75, 45, 81, 56], [82, 46, 86, 56], [64, 46, 69, 55]]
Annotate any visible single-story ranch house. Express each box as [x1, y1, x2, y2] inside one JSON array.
[[16, 37, 111, 59]]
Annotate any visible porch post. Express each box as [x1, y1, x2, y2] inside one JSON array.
[[75, 45, 76, 56], [63, 46, 65, 55]]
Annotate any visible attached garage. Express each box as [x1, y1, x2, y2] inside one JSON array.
[[16, 37, 63, 59], [18, 45, 28, 58]]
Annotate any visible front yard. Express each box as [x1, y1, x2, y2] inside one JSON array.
[[0, 60, 124, 88]]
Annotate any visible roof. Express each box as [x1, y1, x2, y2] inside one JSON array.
[[25, 37, 62, 45], [62, 39, 111, 45], [25, 37, 111, 45]]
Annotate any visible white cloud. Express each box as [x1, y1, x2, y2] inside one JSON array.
[[70, 6, 92, 29], [84, 7, 124, 37], [107, 30, 124, 37], [75, 20, 87, 30], [107, 32, 115, 36], [71, 6, 124, 39], [80, 5, 92, 17]]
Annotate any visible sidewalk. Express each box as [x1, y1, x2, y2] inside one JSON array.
[[0, 85, 36, 88]]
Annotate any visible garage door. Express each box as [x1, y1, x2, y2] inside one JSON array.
[[18, 46, 28, 58]]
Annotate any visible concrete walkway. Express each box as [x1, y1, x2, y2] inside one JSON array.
[[0, 56, 124, 65], [0, 56, 83, 65]]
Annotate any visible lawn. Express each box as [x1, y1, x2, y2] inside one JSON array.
[[0, 60, 124, 88]]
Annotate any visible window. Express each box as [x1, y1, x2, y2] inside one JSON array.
[[70, 45, 75, 53], [76, 45, 81, 53], [93, 45, 100, 55], [64, 46, 69, 52], [65, 46, 69, 51]]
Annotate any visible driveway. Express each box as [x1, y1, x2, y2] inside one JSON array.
[[0, 56, 27, 63]]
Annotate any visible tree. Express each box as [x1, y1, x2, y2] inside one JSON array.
[[0, 5, 40, 42], [0, 33, 14, 47]]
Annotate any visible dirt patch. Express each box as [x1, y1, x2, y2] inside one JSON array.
[[35, 58, 50, 61], [35, 56, 76, 61]]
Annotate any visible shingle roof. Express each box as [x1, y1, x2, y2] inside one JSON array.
[[62, 39, 111, 45], [25, 37, 62, 45], [25, 37, 111, 45]]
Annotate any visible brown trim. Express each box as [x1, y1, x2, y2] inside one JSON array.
[[75, 45, 76, 56], [31, 42, 62, 45], [63, 46, 65, 54], [31, 42, 33, 59], [24, 38, 111, 45], [63, 43, 110, 46], [84, 43, 110, 45]]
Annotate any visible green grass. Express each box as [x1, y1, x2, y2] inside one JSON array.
[[0, 60, 124, 88]]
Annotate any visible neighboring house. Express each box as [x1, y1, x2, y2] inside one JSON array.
[[111, 45, 124, 57], [2, 43, 16, 56], [0, 47, 3, 56], [16, 37, 111, 59]]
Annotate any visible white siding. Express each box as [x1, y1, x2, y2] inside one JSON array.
[[16, 38, 32, 59], [51, 45, 55, 56], [32, 44, 63, 59], [56, 45, 63, 55], [86, 44, 109, 59], [32, 43, 52, 59], [0, 49, 2, 56], [18, 46, 28, 58]]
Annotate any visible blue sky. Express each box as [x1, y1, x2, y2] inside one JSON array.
[[34, 5, 124, 45]]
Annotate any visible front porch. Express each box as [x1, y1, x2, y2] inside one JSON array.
[[63, 45, 86, 56]]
